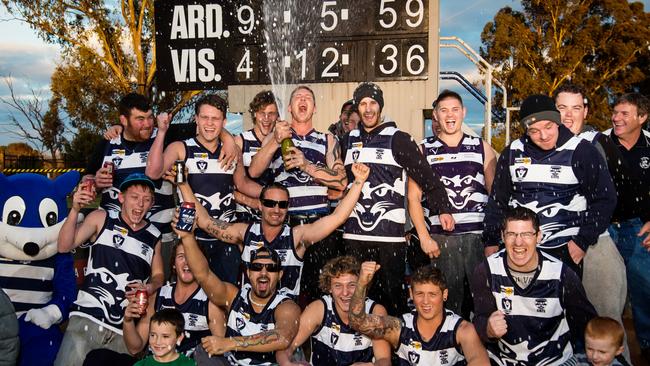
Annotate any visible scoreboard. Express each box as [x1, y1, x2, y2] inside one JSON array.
[[155, 0, 430, 90]]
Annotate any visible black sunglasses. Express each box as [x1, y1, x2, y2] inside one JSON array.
[[249, 262, 281, 272], [261, 199, 289, 209]]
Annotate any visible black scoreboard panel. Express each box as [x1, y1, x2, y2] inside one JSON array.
[[155, 0, 430, 90]]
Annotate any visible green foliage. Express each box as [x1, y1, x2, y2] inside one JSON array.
[[481, 0, 650, 134]]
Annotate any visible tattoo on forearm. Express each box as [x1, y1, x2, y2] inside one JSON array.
[[206, 218, 234, 242], [332, 139, 341, 161], [233, 330, 285, 349], [349, 282, 400, 339]]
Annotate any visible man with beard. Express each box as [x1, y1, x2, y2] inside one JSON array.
[[408, 90, 496, 318], [553, 83, 629, 360], [471, 207, 596, 366], [482, 94, 615, 277], [248, 86, 347, 305], [147, 95, 262, 285], [339, 82, 452, 315], [234, 91, 279, 222], [176, 221, 300, 366], [173, 163, 370, 298], [276, 256, 391, 366], [349, 262, 489, 365], [55, 173, 164, 366]]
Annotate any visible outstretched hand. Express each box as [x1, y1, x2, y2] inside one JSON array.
[[358, 261, 380, 287], [351, 163, 370, 183]]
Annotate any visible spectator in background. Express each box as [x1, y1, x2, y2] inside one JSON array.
[[328, 99, 354, 140]]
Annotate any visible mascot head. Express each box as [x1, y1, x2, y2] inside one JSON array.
[[0, 172, 79, 261]]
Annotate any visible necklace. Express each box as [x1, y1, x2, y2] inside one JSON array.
[[249, 295, 267, 308]]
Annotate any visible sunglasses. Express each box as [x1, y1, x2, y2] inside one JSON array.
[[249, 262, 281, 272], [261, 199, 289, 209]]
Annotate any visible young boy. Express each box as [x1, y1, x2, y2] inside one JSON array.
[[577, 316, 630, 366], [135, 308, 195, 366]]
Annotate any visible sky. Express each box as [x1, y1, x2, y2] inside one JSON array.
[[0, 1, 648, 147]]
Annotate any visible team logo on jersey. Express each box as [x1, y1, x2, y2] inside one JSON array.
[[330, 332, 339, 345], [139, 152, 148, 164], [236, 317, 245, 330], [440, 350, 449, 364], [501, 297, 513, 314], [140, 243, 149, 256], [188, 314, 198, 327], [500, 286, 514, 297], [196, 160, 208, 172], [515, 166, 528, 180], [409, 340, 422, 350], [550, 166, 562, 179], [112, 234, 125, 248], [112, 149, 126, 156], [352, 142, 363, 149], [353, 334, 363, 346], [640, 157, 650, 169], [112, 156, 123, 168], [375, 148, 385, 160], [535, 298, 548, 313], [277, 250, 287, 262], [514, 157, 531, 164], [407, 351, 420, 364], [352, 149, 360, 162], [260, 324, 268, 332]]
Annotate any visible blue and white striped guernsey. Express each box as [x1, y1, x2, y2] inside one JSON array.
[[343, 126, 407, 242], [225, 283, 291, 366], [241, 222, 303, 298], [155, 282, 211, 356], [71, 215, 161, 334], [183, 137, 236, 242], [422, 134, 488, 235], [237, 129, 274, 221], [485, 249, 574, 366], [310, 295, 375, 366], [271, 129, 329, 215], [396, 309, 465, 366], [508, 135, 586, 249], [99, 133, 174, 241]]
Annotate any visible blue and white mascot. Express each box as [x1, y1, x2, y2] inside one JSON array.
[[0, 172, 79, 366]]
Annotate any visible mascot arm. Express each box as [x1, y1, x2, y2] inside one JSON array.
[[49, 253, 76, 321]]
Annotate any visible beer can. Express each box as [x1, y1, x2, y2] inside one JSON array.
[[174, 160, 185, 183], [135, 289, 148, 315], [103, 161, 115, 178], [176, 202, 196, 232], [80, 175, 96, 192]]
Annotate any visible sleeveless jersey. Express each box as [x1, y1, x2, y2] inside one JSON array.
[[241, 222, 303, 298], [184, 137, 236, 242], [422, 134, 488, 234], [396, 310, 466, 366], [237, 129, 274, 221], [343, 126, 407, 242], [508, 136, 586, 249], [486, 250, 573, 365], [71, 215, 161, 334], [155, 282, 211, 356], [311, 295, 375, 365], [99, 133, 174, 241], [271, 129, 329, 214], [225, 284, 291, 366]]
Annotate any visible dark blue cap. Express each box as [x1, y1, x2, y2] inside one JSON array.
[[119, 172, 155, 192]]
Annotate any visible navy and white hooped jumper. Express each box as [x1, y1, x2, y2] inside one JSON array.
[[155, 282, 211, 356], [396, 310, 466, 366], [71, 215, 161, 334], [241, 222, 303, 298], [99, 133, 174, 241], [225, 284, 291, 366], [270, 129, 329, 215], [485, 249, 574, 365], [238, 129, 274, 221], [508, 136, 586, 249], [310, 295, 375, 365], [343, 126, 407, 242], [421, 134, 488, 235]]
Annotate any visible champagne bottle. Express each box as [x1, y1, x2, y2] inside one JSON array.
[[281, 138, 295, 169]]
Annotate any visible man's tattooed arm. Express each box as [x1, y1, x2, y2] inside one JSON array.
[[203, 217, 244, 246], [304, 134, 348, 189], [349, 277, 401, 347]]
